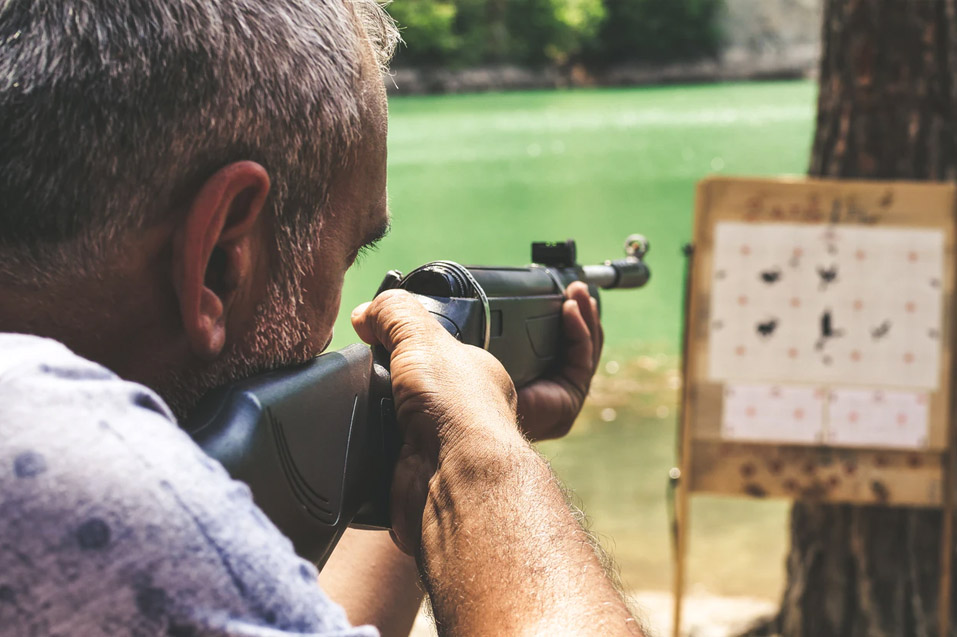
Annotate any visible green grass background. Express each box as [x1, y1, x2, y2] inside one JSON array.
[[332, 80, 818, 597]]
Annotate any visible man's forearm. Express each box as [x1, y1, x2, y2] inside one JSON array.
[[319, 528, 423, 637], [419, 431, 642, 637]]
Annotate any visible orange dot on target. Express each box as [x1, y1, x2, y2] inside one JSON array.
[[741, 245, 751, 256], [905, 301, 916, 313], [736, 345, 746, 356], [851, 350, 861, 362], [788, 347, 798, 359], [856, 249, 866, 260], [904, 352, 915, 364], [908, 251, 919, 262], [853, 299, 863, 311], [790, 297, 800, 308], [793, 247, 803, 257], [738, 295, 748, 306], [793, 408, 804, 420], [746, 406, 756, 418], [897, 413, 908, 426], [849, 411, 859, 423]]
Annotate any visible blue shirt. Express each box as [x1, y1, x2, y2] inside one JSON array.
[[0, 334, 377, 636]]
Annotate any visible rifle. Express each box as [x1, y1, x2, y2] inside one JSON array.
[[184, 236, 651, 567]]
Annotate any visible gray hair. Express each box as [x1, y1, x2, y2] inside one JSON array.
[[0, 0, 398, 284]]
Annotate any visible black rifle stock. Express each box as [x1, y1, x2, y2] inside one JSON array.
[[184, 236, 650, 567]]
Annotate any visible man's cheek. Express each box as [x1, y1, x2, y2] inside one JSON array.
[[312, 284, 344, 353]]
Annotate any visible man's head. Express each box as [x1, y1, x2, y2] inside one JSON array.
[[0, 0, 398, 417]]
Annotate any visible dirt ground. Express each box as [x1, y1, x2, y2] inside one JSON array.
[[409, 590, 777, 637]]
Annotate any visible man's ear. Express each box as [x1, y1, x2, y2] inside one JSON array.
[[173, 161, 271, 360]]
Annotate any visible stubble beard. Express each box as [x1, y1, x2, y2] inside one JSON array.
[[159, 276, 315, 423]]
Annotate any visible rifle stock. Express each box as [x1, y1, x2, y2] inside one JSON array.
[[185, 237, 650, 567]]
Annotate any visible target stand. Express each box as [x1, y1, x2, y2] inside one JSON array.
[[673, 176, 957, 637]]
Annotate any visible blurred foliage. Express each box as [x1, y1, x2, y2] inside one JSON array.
[[586, 0, 723, 65], [386, 0, 461, 65], [503, 0, 605, 65], [386, 0, 723, 68]]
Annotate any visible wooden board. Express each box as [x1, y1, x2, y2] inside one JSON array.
[[682, 176, 957, 506], [689, 441, 944, 506]]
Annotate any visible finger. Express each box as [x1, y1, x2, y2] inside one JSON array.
[[589, 297, 604, 366], [351, 289, 448, 353], [350, 302, 377, 345], [560, 297, 594, 386], [565, 281, 590, 307], [566, 282, 602, 369], [566, 283, 598, 334], [389, 435, 435, 557]]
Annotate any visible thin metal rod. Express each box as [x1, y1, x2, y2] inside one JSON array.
[[673, 244, 695, 637]]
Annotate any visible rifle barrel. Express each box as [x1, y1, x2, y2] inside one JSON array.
[[583, 259, 650, 290]]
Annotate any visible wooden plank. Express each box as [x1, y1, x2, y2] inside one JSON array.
[[689, 441, 943, 507]]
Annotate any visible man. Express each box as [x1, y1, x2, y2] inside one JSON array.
[[0, 1, 644, 635]]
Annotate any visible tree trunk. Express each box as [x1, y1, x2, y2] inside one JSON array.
[[773, 1, 957, 636]]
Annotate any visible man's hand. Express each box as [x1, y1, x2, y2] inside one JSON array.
[[352, 289, 523, 556], [351, 289, 642, 636], [517, 281, 604, 440]]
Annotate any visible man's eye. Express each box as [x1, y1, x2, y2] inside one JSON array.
[[353, 243, 379, 265]]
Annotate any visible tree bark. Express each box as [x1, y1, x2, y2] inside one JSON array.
[[773, 1, 957, 636]]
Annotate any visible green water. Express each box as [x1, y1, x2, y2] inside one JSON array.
[[335, 80, 818, 598], [333, 80, 816, 352]]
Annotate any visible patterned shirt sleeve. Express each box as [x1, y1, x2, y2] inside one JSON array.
[[0, 334, 378, 637]]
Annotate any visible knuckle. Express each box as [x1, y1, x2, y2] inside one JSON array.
[[370, 291, 437, 344], [371, 289, 413, 317], [377, 288, 410, 303]]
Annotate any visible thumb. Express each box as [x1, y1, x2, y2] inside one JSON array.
[[351, 302, 375, 345]]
